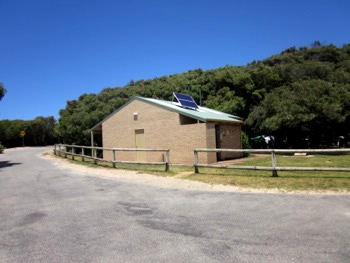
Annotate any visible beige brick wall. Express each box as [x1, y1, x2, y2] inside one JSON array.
[[217, 124, 243, 160], [102, 99, 219, 165], [206, 123, 217, 163]]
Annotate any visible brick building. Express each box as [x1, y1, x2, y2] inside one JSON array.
[[89, 96, 244, 165]]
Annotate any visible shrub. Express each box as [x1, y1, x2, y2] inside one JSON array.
[[241, 132, 250, 157], [241, 131, 250, 149]]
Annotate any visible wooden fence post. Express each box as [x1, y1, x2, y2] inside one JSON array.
[[93, 148, 97, 164], [54, 144, 56, 155], [112, 150, 116, 168], [72, 147, 75, 160], [194, 150, 199, 173], [82, 147, 85, 162], [165, 150, 170, 171], [271, 150, 278, 177], [64, 146, 67, 158]]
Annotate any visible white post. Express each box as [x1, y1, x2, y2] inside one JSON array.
[[93, 146, 97, 164], [91, 130, 94, 148]]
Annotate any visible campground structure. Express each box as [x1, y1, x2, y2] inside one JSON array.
[[89, 94, 244, 165]]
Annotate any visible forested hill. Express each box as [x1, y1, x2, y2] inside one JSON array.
[[56, 43, 350, 148]]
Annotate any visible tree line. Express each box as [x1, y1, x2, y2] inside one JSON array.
[[0, 83, 6, 101], [1, 42, 350, 149], [56, 43, 350, 148], [0, 116, 56, 148]]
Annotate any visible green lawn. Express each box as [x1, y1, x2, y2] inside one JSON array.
[[57, 152, 350, 192], [240, 153, 350, 168]]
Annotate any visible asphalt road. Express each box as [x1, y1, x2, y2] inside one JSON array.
[[0, 147, 349, 263]]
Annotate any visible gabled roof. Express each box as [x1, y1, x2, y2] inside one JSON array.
[[89, 96, 244, 132]]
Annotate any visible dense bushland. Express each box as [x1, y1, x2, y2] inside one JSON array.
[[0, 117, 56, 148], [8, 43, 350, 148]]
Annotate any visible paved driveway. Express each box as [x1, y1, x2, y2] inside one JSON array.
[[0, 147, 349, 262]]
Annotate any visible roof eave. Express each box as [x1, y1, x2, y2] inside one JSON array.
[[206, 118, 245, 124], [88, 97, 140, 132]]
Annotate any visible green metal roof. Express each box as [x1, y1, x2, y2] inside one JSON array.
[[89, 96, 244, 132]]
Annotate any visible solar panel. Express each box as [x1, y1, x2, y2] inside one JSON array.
[[179, 99, 198, 108], [173, 92, 198, 110], [175, 93, 194, 101]]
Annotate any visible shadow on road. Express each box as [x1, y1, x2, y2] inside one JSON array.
[[0, 161, 21, 169]]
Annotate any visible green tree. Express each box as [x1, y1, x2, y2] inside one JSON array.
[[205, 87, 245, 116], [247, 80, 350, 147], [0, 117, 57, 148], [54, 43, 350, 148], [0, 83, 6, 100]]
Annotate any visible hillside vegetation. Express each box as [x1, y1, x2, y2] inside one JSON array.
[[53, 43, 350, 147]]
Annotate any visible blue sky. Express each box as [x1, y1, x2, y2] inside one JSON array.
[[0, 0, 349, 120]]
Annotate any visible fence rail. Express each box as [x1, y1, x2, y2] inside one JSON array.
[[194, 148, 350, 176], [54, 144, 170, 171]]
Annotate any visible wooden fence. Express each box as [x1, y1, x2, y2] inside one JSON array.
[[54, 144, 170, 171], [194, 148, 350, 176]]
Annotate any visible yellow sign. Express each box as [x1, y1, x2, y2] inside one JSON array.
[[20, 130, 26, 137]]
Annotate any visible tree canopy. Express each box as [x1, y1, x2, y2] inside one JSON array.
[[0, 116, 57, 148], [0, 83, 6, 100], [55, 43, 350, 148]]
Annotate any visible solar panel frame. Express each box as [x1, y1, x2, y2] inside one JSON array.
[[173, 92, 198, 109]]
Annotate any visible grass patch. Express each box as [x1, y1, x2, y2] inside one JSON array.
[[57, 153, 350, 192], [240, 153, 350, 168], [61, 154, 190, 177]]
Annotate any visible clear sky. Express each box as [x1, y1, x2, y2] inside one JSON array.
[[1, 0, 349, 120]]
